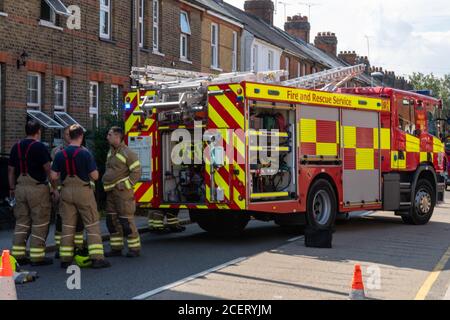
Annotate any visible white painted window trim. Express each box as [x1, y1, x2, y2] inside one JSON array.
[[297, 62, 301, 78], [39, 19, 63, 31], [252, 44, 258, 72], [0, 12, 9, 17], [100, 0, 112, 39], [285, 57, 290, 77], [152, 0, 159, 52], [54, 76, 67, 111], [89, 81, 99, 117], [180, 10, 191, 35], [211, 23, 219, 69], [180, 33, 188, 60], [232, 31, 238, 72], [139, 0, 144, 47], [111, 84, 119, 115], [268, 49, 274, 70], [27, 72, 42, 109]]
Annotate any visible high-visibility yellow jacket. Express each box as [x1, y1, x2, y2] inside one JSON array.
[[102, 143, 141, 192]]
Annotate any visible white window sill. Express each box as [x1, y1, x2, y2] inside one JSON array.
[[54, 106, 67, 111], [89, 108, 98, 114], [179, 58, 192, 64], [211, 66, 223, 72], [39, 20, 63, 31], [100, 35, 112, 41], [152, 50, 165, 57], [0, 12, 8, 17]]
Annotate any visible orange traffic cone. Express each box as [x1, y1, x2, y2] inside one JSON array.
[[349, 264, 365, 300], [0, 250, 18, 300]]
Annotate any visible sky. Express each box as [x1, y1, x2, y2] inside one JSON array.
[[224, 0, 450, 78]]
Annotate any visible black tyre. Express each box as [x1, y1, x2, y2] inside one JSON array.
[[306, 179, 337, 229], [190, 210, 250, 236], [402, 179, 435, 225]]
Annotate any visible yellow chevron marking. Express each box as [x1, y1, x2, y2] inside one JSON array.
[[208, 103, 229, 128], [139, 184, 154, 203]]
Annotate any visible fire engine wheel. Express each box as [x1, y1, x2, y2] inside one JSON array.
[[402, 179, 435, 225], [306, 179, 337, 229], [190, 211, 250, 236]]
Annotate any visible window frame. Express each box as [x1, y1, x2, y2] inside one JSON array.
[[139, 0, 144, 48], [210, 23, 219, 69], [99, 0, 112, 39], [285, 57, 290, 78], [180, 11, 191, 60], [297, 62, 301, 78], [152, 0, 160, 52], [232, 31, 238, 72], [252, 44, 258, 72], [54, 76, 67, 111], [111, 84, 120, 115], [27, 72, 42, 109], [180, 10, 191, 35], [268, 50, 274, 71], [89, 81, 99, 127], [180, 33, 188, 60], [40, 0, 57, 25]]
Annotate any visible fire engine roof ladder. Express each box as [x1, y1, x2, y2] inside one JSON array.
[[281, 64, 367, 92], [132, 66, 288, 112]]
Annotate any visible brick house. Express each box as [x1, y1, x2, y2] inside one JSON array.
[[0, 0, 242, 153]]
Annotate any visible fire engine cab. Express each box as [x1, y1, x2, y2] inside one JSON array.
[[124, 65, 446, 235]]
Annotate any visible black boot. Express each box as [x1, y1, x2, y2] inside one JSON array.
[[126, 251, 140, 258], [91, 259, 111, 269], [169, 225, 186, 233], [150, 227, 171, 235], [16, 257, 31, 266], [30, 257, 53, 267], [105, 250, 123, 257]]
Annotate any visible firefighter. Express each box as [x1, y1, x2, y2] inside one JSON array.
[[50, 125, 110, 269], [149, 209, 186, 233], [8, 120, 53, 266], [51, 126, 84, 258], [102, 126, 142, 258]]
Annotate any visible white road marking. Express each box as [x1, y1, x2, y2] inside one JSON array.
[[287, 236, 304, 242], [132, 257, 248, 300], [444, 285, 450, 300]]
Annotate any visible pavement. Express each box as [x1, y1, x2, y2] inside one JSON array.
[[2, 194, 450, 300]]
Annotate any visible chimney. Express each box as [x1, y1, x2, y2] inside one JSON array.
[[314, 32, 338, 56], [284, 14, 310, 43], [338, 51, 357, 65], [244, 0, 275, 26]]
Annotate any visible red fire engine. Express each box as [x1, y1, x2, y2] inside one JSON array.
[[124, 65, 446, 235]]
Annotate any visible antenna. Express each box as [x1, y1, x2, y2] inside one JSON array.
[[278, 1, 293, 22], [298, 2, 321, 21], [364, 35, 372, 61]]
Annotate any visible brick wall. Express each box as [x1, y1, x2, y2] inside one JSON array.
[[0, 0, 221, 152], [201, 14, 241, 73]]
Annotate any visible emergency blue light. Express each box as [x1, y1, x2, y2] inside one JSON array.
[[125, 103, 131, 110]]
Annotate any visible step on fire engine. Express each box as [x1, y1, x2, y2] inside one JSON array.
[[124, 64, 446, 235]]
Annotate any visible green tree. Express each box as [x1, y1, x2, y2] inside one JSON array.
[[409, 72, 450, 116]]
